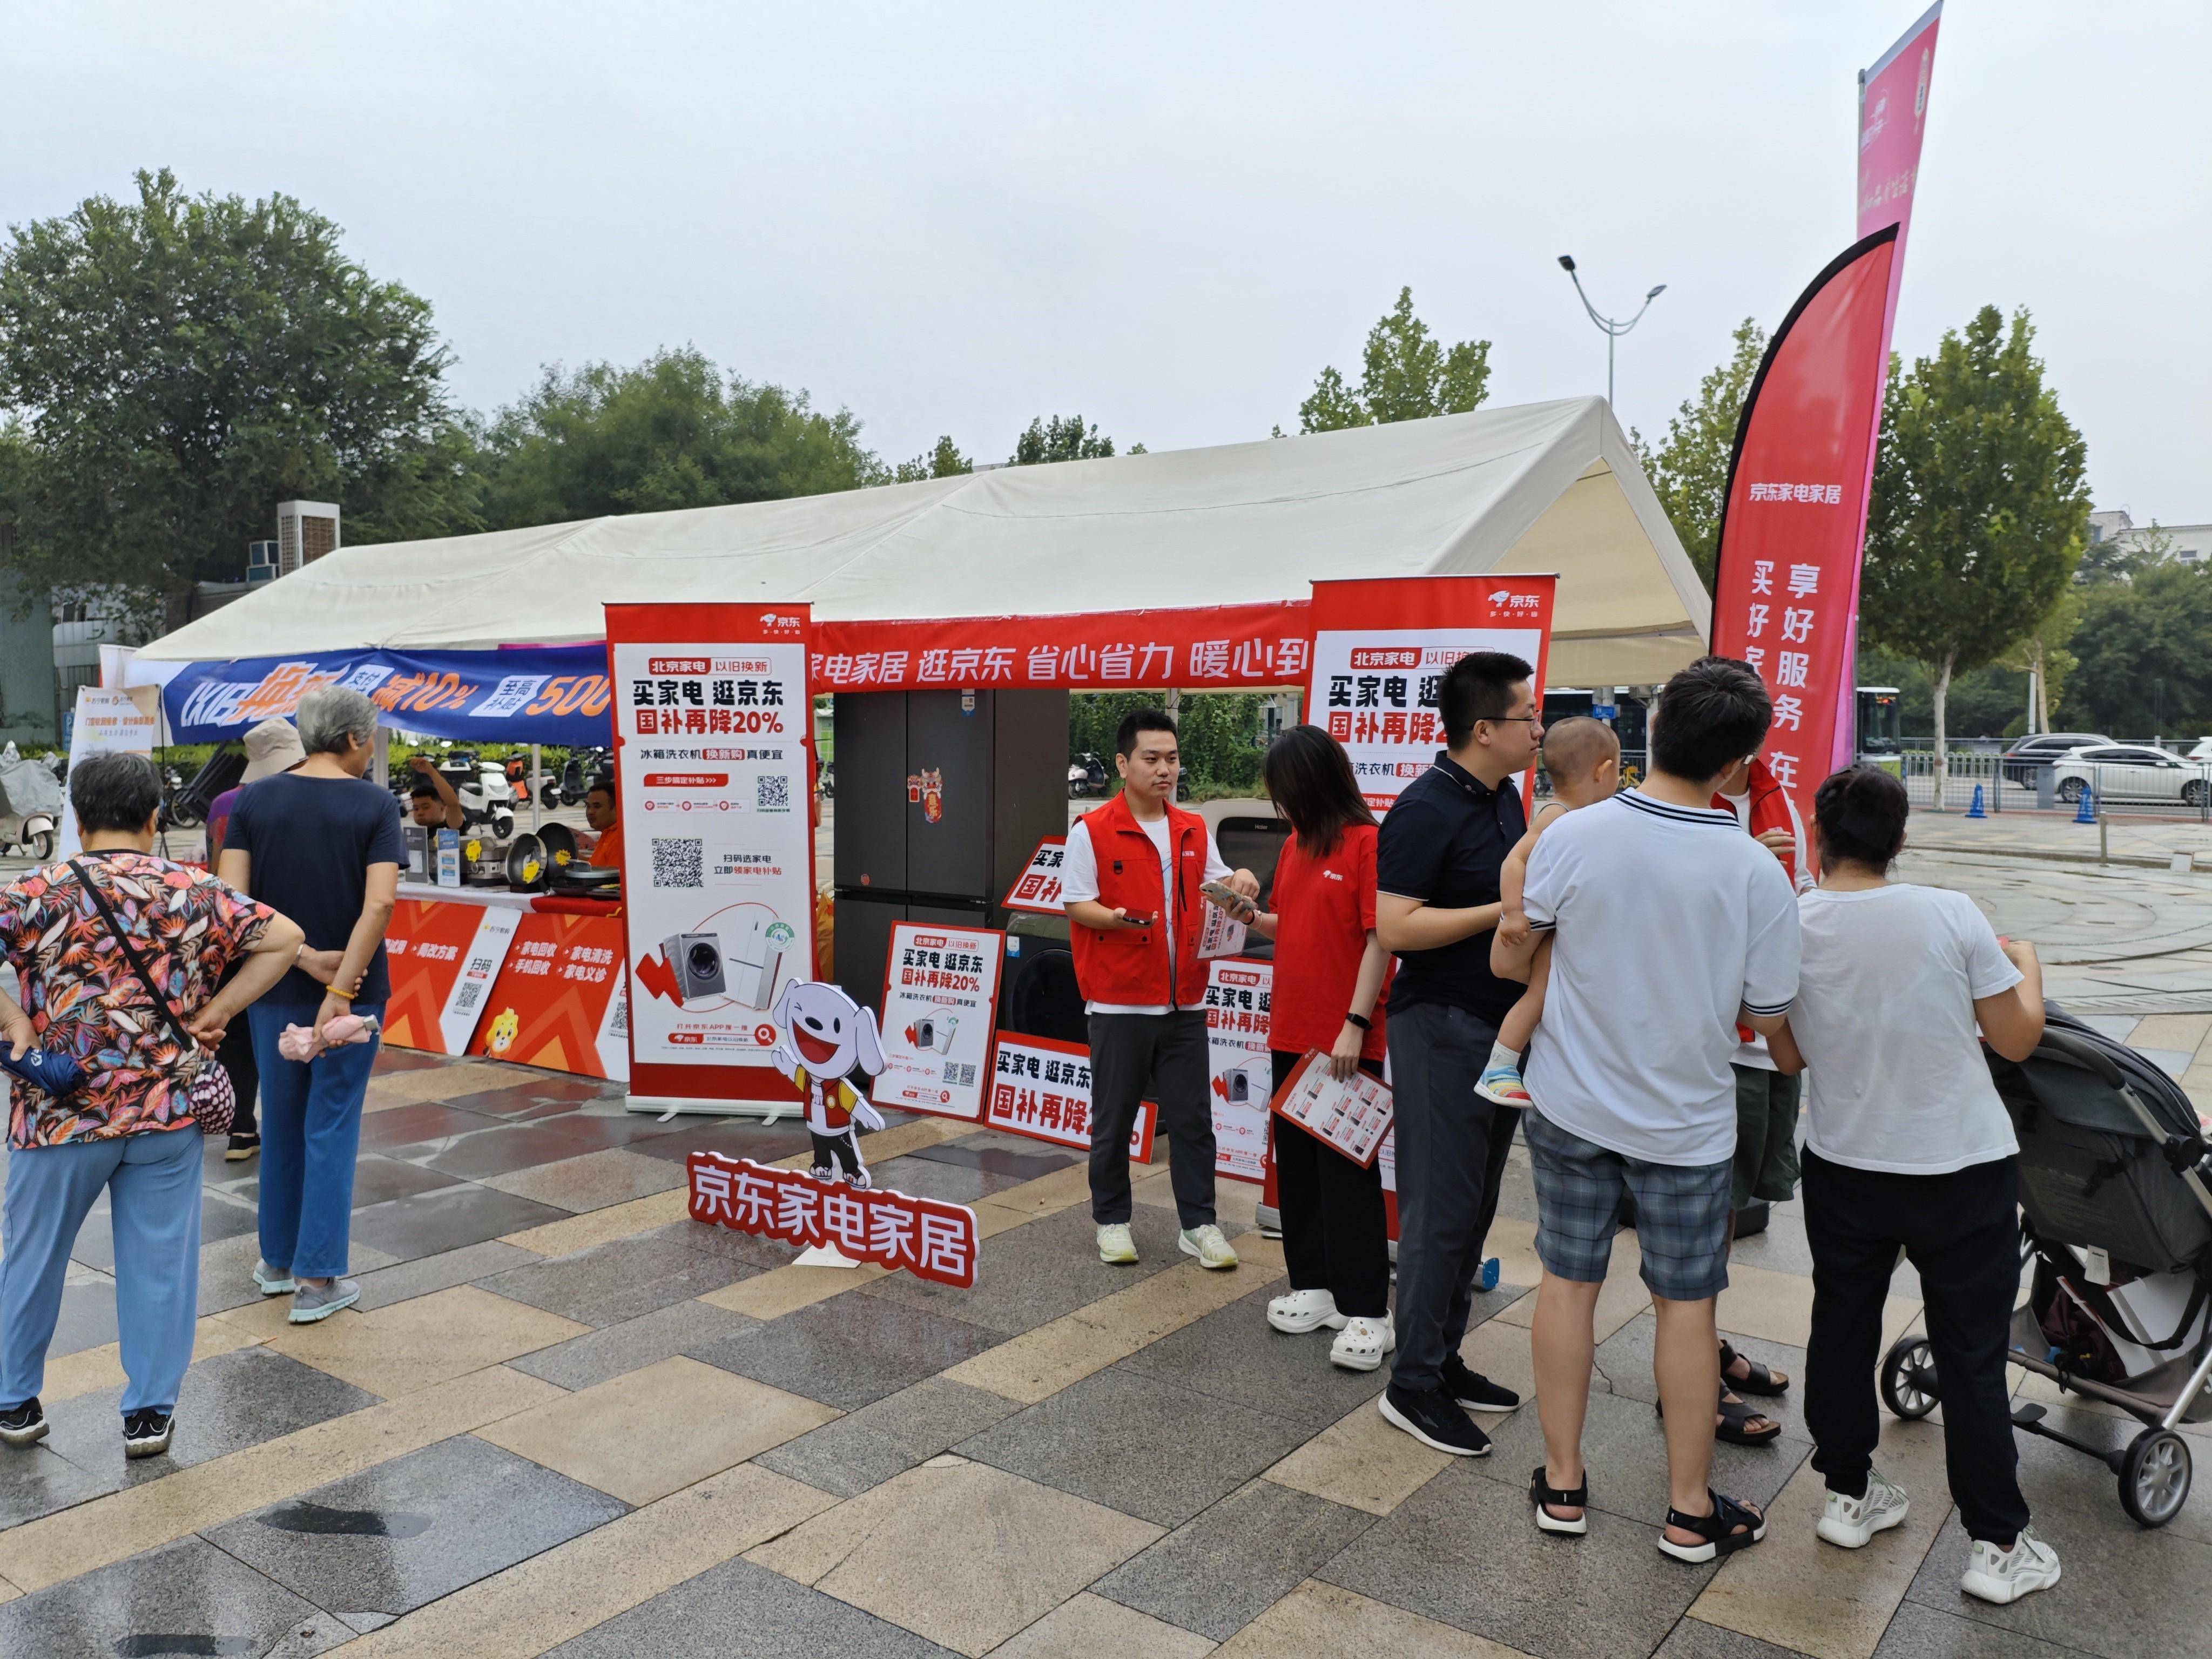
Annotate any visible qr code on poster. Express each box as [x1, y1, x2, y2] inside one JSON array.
[[651, 837, 704, 889], [453, 980, 483, 1014], [756, 774, 790, 811]]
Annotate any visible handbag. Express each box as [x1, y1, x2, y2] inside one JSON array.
[[68, 859, 237, 1136]]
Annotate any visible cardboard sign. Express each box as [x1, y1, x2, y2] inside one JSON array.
[[987, 1033, 1155, 1162], [687, 1151, 979, 1288], [1000, 836, 1069, 914], [381, 899, 521, 1055], [1203, 959, 1272, 1184], [468, 911, 631, 1080], [1305, 576, 1556, 812], [1272, 1049, 1394, 1169], [873, 922, 1003, 1122], [607, 604, 818, 1105]]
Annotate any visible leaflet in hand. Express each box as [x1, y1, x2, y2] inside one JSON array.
[[1270, 1050, 1393, 1168]]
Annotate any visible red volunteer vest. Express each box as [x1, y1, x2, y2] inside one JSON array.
[[1068, 791, 1211, 1009]]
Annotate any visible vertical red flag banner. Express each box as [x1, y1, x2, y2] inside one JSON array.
[[1305, 576, 1556, 813], [1834, 4, 1943, 766], [1710, 227, 1900, 819]]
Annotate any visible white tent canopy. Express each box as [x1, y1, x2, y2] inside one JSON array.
[[140, 396, 1710, 686]]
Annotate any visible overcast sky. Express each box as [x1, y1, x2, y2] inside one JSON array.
[[7, 2, 2205, 518]]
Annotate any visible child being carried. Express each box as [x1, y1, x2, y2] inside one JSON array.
[[1478, 717, 1621, 1107]]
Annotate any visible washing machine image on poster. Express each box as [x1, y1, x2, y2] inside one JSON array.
[[1204, 958, 1272, 1183], [612, 636, 814, 1071]]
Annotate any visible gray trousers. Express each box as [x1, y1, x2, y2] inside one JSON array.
[[1387, 1000, 1518, 1391], [1087, 1010, 1216, 1229]]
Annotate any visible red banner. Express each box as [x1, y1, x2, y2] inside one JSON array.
[[467, 911, 630, 1079], [1711, 228, 1900, 819], [381, 899, 521, 1055], [987, 1033, 1155, 1162], [811, 602, 1311, 691], [686, 1151, 979, 1287]]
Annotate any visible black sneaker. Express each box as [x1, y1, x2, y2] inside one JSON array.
[[0, 1399, 47, 1449], [1444, 1354, 1521, 1414], [1379, 1382, 1491, 1456], [122, 1408, 174, 1459], [224, 1132, 260, 1163]]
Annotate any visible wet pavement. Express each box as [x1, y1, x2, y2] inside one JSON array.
[[0, 845, 2206, 1655]]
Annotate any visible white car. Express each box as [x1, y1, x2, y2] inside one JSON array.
[[2186, 738, 2212, 763], [2051, 744, 2212, 807]]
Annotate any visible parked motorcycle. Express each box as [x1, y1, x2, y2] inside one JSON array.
[[0, 752, 64, 861], [1067, 752, 1108, 797], [439, 750, 517, 840]]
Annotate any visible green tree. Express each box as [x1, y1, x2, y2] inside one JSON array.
[[1635, 317, 1766, 587], [1297, 287, 1491, 433], [1068, 691, 1266, 800], [891, 435, 973, 483], [475, 347, 884, 527], [1860, 306, 2090, 795], [1010, 415, 1116, 466], [2063, 555, 2212, 737], [0, 168, 476, 608]]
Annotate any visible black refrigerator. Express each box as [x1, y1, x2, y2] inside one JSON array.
[[832, 689, 1069, 1020]]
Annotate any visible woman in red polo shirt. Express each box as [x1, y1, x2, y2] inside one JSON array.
[[1247, 725, 1394, 1372]]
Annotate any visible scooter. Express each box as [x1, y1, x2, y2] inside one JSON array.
[[435, 750, 516, 840], [0, 747, 63, 861]]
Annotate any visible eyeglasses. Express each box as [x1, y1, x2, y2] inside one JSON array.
[[1481, 716, 1543, 725]]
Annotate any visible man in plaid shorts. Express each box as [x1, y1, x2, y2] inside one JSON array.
[[1493, 658, 1799, 1562]]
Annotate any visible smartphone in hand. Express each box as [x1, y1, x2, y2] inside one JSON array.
[[1199, 880, 1253, 916]]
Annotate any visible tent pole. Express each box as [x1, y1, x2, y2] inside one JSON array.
[[530, 743, 542, 833]]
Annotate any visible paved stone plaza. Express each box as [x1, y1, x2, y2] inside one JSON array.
[[0, 846, 2206, 1657]]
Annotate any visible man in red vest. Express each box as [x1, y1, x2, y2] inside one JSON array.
[[1063, 708, 1260, 1270]]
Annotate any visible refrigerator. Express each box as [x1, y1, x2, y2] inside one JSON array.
[[832, 689, 1069, 1020]]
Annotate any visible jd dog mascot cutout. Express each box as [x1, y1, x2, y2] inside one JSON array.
[[768, 981, 887, 1188]]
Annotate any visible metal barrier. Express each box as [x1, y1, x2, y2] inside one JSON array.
[[1898, 751, 2212, 820]]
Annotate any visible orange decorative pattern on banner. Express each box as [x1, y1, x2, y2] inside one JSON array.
[[381, 899, 495, 1053], [467, 912, 628, 1078]]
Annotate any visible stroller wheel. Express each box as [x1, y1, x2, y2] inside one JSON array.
[[1880, 1336, 1940, 1419], [2119, 1428, 2191, 1529]]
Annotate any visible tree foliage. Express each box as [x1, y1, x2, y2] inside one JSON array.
[[475, 347, 883, 529], [0, 169, 475, 603], [891, 435, 973, 483], [1635, 317, 1766, 587], [1068, 691, 1266, 799], [1859, 305, 2090, 772], [1298, 287, 1491, 433], [2065, 555, 2212, 737], [1010, 415, 1116, 466]]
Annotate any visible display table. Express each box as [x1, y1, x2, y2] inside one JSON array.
[[384, 887, 628, 1080]]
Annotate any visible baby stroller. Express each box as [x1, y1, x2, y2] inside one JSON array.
[[1879, 1006, 2212, 1528]]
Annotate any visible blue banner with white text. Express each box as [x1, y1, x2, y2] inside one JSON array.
[[162, 647, 613, 746]]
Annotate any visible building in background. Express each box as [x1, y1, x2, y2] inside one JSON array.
[[2087, 508, 2212, 566]]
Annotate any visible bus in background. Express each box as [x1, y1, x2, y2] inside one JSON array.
[[1857, 686, 1903, 767]]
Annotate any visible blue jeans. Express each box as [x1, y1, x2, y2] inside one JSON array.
[[0, 1125, 203, 1414], [251, 1000, 382, 1279]]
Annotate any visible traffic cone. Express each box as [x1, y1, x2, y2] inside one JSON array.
[[2074, 784, 2096, 825], [1965, 784, 1986, 819]]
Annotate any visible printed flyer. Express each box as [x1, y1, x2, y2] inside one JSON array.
[[1203, 958, 1272, 1183], [1272, 1049, 1395, 1169], [873, 921, 1003, 1122]]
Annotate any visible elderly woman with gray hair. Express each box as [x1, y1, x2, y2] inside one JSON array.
[[218, 686, 401, 1324]]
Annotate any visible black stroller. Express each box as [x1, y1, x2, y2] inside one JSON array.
[[1880, 1007, 2212, 1528]]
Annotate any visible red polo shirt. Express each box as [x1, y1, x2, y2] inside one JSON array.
[[1266, 823, 1391, 1062]]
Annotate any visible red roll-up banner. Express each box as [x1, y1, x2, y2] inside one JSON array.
[[1710, 228, 1900, 820]]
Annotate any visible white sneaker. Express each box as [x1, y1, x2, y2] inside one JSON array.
[[1961, 1526, 2061, 1605], [1330, 1314, 1395, 1372], [1096, 1223, 1138, 1265], [1817, 1469, 1910, 1548], [1267, 1289, 1342, 1334], [1178, 1224, 1239, 1270]]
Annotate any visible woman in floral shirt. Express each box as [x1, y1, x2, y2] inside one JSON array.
[[0, 754, 303, 1460]]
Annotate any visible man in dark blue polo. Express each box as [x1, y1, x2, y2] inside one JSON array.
[[1374, 650, 1543, 1456]]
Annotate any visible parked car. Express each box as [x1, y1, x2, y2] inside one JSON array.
[[2000, 732, 2112, 785], [2184, 738, 2212, 763], [2051, 744, 2211, 807]]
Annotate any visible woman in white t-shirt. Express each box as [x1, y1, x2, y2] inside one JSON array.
[[1768, 765, 2061, 1608]]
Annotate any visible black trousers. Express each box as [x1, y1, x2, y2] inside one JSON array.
[[810, 1130, 865, 1180], [1088, 1010, 1215, 1229], [217, 1003, 259, 1136], [1387, 1000, 1518, 1391], [1802, 1148, 2031, 1545], [1270, 1049, 1390, 1318]]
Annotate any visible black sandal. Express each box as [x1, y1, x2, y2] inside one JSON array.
[[1658, 1488, 1766, 1563], [1530, 1466, 1589, 1536], [1720, 1340, 1789, 1397], [1654, 1391, 1784, 1447]]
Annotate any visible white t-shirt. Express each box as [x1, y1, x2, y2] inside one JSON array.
[[1789, 883, 2023, 1175], [1061, 809, 1231, 1015], [1521, 791, 1801, 1166], [1719, 787, 1811, 1071]]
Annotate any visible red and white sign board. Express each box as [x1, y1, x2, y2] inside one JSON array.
[[468, 912, 630, 1080], [873, 921, 1003, 1122], [1203, 958, 1272, 1184], [811, 603, 1312, 692], [988, 1033, 1155, 1162], [1000, 837, 1068, 915], [381, 899, 521, 1056], [687, 1151, 979, 1288], [607, 604, 818, 1107], [1306, 576, 1556, 812], [1271, 1049, 1394, 1169]]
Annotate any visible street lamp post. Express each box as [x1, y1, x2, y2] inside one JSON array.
[[1557, 255, 1667, 409]]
